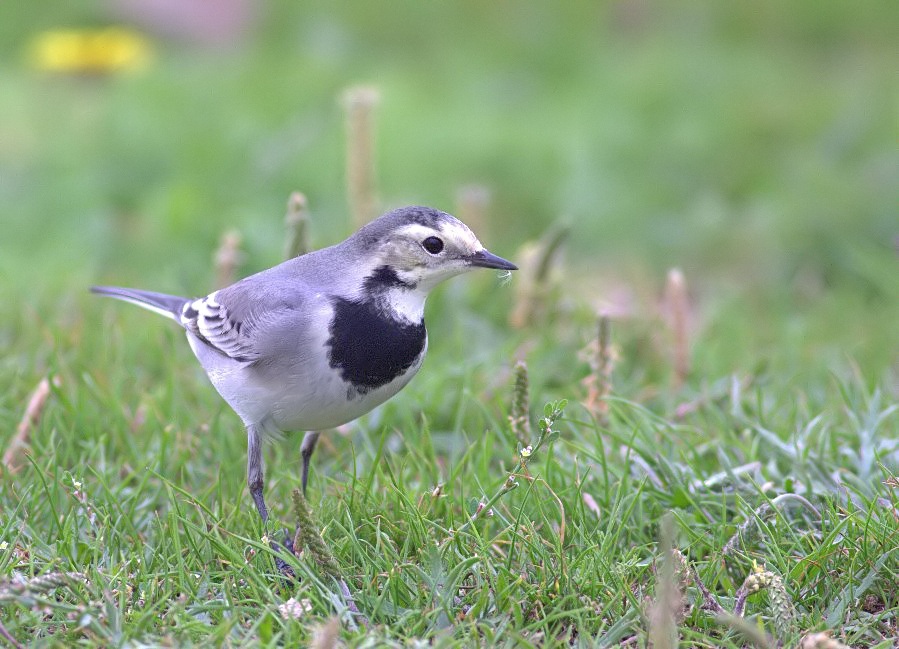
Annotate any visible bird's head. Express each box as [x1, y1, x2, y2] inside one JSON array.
[[352, 206, 518, 293]]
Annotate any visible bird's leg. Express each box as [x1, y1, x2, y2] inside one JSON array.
[[248, 424, 295, 574], [301, 431, 321, 495], [247, 424, 268, 523]]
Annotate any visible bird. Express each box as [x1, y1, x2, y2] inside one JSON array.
[[92, 205, 517, 527]]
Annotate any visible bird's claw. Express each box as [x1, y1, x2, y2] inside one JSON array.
[[270, 528, 297, 582]]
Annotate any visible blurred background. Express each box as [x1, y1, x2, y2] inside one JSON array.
[[1, 1, 896, 380]]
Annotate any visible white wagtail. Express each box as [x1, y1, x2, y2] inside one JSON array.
[[92, 206, 517, 526]]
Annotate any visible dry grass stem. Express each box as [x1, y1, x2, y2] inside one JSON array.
[[4, 375, 60, 475], [647, 513, 680, 649], [583, 314, 615, 425], [0, 621, 23, 649], [336, 578, 369, 629], [342, 85, 380, 228], [310, 616, 341, 649], [663, 268, 690, 388], [455, 184, 490, 240], [508, 241, 540, 328], [0, 622, 25, 649], [689, 563, 726, 615], [214, 228, 243, 289], [597, 315, 613, 416], [284, 191, 311, 259], [509, 224, 567, 328]]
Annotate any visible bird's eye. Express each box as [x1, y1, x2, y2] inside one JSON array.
[[422, 236, 444, 254]]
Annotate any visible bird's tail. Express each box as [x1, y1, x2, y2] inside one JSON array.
[[90, 286, 188, 323]]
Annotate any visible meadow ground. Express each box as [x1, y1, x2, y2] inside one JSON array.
[[1, 2, 897, 647]]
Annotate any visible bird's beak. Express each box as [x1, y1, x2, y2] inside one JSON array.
[[466, 249, 518, 271]]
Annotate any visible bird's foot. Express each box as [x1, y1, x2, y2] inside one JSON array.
[[281, 528, 295, 556], [270, 528, 297, 581]]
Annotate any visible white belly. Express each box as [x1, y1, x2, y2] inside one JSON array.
[[187, 329, 427, 433]]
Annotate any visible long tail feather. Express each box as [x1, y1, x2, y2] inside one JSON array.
[[90, 286, 188, 322]]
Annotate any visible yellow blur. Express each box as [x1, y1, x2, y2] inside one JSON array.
[[29, 27, 152, 73]]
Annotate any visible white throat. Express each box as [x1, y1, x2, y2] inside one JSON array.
[[381, 287, 427, 324]]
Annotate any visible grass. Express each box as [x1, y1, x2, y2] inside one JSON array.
[[2, 1, 898, 646]]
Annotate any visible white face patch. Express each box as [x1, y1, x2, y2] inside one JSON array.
[[394, 221, 482, 256], [363, 214, 493, 296]]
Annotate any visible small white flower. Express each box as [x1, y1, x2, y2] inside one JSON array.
[[520, 445, 533, 458], [0, 541, 8, 551], [278, 597, 312, 620]]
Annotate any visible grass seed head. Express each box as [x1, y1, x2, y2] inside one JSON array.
[[292, 489, 340, 579], [284, 191, 311, 259], [214, 228, 244, 289], [509, 360, 531, 445], [342, 85, 380, 227]]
